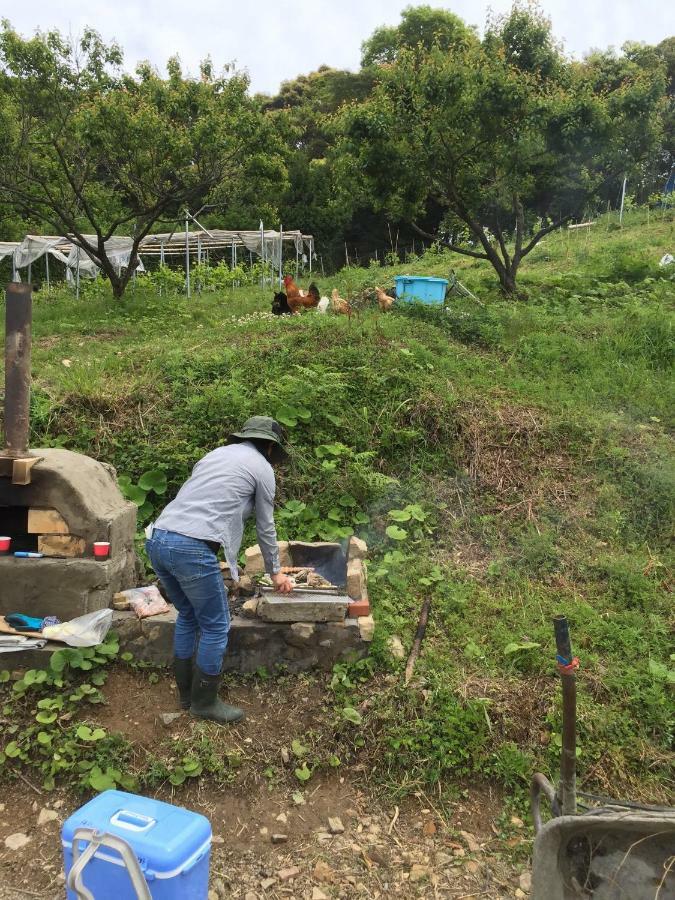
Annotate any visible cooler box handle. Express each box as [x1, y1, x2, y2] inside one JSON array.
[[110, 809, 157, 832], [67, 827, 152, 900]]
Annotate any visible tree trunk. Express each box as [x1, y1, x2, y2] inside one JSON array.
[[498, 267, 519, 296], [110, 276, 125, 300]]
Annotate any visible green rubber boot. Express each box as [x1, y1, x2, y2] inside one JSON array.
[[190, 668, 244, 724], [173, 657, 193, 710]]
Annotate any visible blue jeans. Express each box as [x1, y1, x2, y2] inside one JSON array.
[[145, 529, 230, 675]]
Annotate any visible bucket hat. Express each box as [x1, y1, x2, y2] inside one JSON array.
[[229, 416, 287, 459]]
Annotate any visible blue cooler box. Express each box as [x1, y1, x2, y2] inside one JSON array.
[[395, 275, 449, 304], [62, 790, 211, 899]]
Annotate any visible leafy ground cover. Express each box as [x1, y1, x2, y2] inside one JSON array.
[[1, 208, 673, 812]]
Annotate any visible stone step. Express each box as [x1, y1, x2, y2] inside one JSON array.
[[257, 594, 349, 623]]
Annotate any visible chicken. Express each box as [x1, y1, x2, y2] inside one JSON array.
[[317, 296, 330, 313], [283, 275, 320, 313], [375, 285, 395, 312], [271, 291, 293, 315], [331, 288, 352, 317]]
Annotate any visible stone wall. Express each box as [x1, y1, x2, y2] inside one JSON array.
[[114, 609, 371, 673]]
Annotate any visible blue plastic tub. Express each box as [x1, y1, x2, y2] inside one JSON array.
[[62, 790, 211, 899], [395, 275, 448, 304]]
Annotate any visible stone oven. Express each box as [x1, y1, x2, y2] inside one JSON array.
[[0, 284, 137, 620]]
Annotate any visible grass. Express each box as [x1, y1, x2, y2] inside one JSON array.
[[1, 205, 674, 806]]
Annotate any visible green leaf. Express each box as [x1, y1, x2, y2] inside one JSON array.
[[4, 741, 22, 758], [385, 525, 408, 541], [294, 763, 312, 782], [283, 499, 307, 516], [169, 767, 186, 786], [328, 754, 341, 767], [276, 403, 301, 427], [291, 738, 308, 758], [37, 731, 52, 746], [121, 652, 134, 662], [36, 711, 58, 724], [504, 641, 541, 655], [138, 468, 167, 494], [128, 484, 148, 505], [338, 494, 357, 508], [342, 706, 363, 725], [353, 511, 370, 525], [388, 508, 412, 522], [77, 725, 106, 742], [89, 769, 117, 792], [406, 503, 427, 522], [0, 670, 9, 683], [648, 659, 668, 680], [182, 758, 203, 776]]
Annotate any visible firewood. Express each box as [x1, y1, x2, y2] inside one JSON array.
[[404, 595, 432, 685]]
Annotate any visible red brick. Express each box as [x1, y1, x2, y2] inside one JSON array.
[[347, 598, 370, 617]]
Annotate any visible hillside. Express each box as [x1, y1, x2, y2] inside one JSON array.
[[2, 209, 673, 812]]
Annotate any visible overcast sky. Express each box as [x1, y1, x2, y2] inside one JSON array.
[[1, 0, 672, 94]]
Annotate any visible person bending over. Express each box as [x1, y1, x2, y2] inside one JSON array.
[[146, 416, 293, 724]]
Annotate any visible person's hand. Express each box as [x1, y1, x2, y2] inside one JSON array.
[[271, 572, 294, 594]]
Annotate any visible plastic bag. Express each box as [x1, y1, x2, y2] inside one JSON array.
[[115, 586, 170, 619], [42, 609, 113, 647]]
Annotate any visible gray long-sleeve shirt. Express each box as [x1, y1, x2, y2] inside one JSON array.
[[153, 441, 281, 579]]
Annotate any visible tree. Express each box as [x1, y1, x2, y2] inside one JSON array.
[[258, 67, 374, 259], [339, 7, 667, 295], [0, 25, 282, 298], [361, 4, 476, 67]]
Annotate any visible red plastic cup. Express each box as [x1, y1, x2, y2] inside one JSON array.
[[0, 536, 11, 554], [93, 541, 110, 559]]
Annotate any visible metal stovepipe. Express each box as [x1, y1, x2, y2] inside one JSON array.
[[3, 283, 32, 457]]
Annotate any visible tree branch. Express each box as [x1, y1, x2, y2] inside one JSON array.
[[411, 221, 489, 260]]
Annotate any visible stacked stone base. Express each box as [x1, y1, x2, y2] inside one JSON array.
[[114, 610, 369, 673]]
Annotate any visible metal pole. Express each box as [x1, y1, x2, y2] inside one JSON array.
[[45, 252, 50, 291], [160, 241, 165, 266], [28, 261, 32, 285], [309, 239, 313, 277], [296, 240, 299, 277], [619, 176, 627, 226], [185, 211, 190, 298], [553, 615, 577, 816], [3, 283, 32, 456], [76, 254, 80, 302], [260, 220, 265, 289], [279, 224, 283, 290]]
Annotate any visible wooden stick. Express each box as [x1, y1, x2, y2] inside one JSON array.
[[404, 595, 432, 684], [13, 768, 43, 795]]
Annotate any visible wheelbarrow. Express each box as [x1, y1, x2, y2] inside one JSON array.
[[530, 616, 675, 899]]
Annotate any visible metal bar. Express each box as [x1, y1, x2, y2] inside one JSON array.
[[309, 239, 313, 276], [68, 828, 152, 900], [76, 255, 80, 302], [45, 252, 50, 291], [553, 614, 577, 816], [619, 176, 627, 226], [260, 220, 264, 289], [279, 223, 283, 289], [185, 211, 190, 298], [3, 283, 32, 457]]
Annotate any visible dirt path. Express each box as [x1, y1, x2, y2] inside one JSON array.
[[0, 671, 533, 898]]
